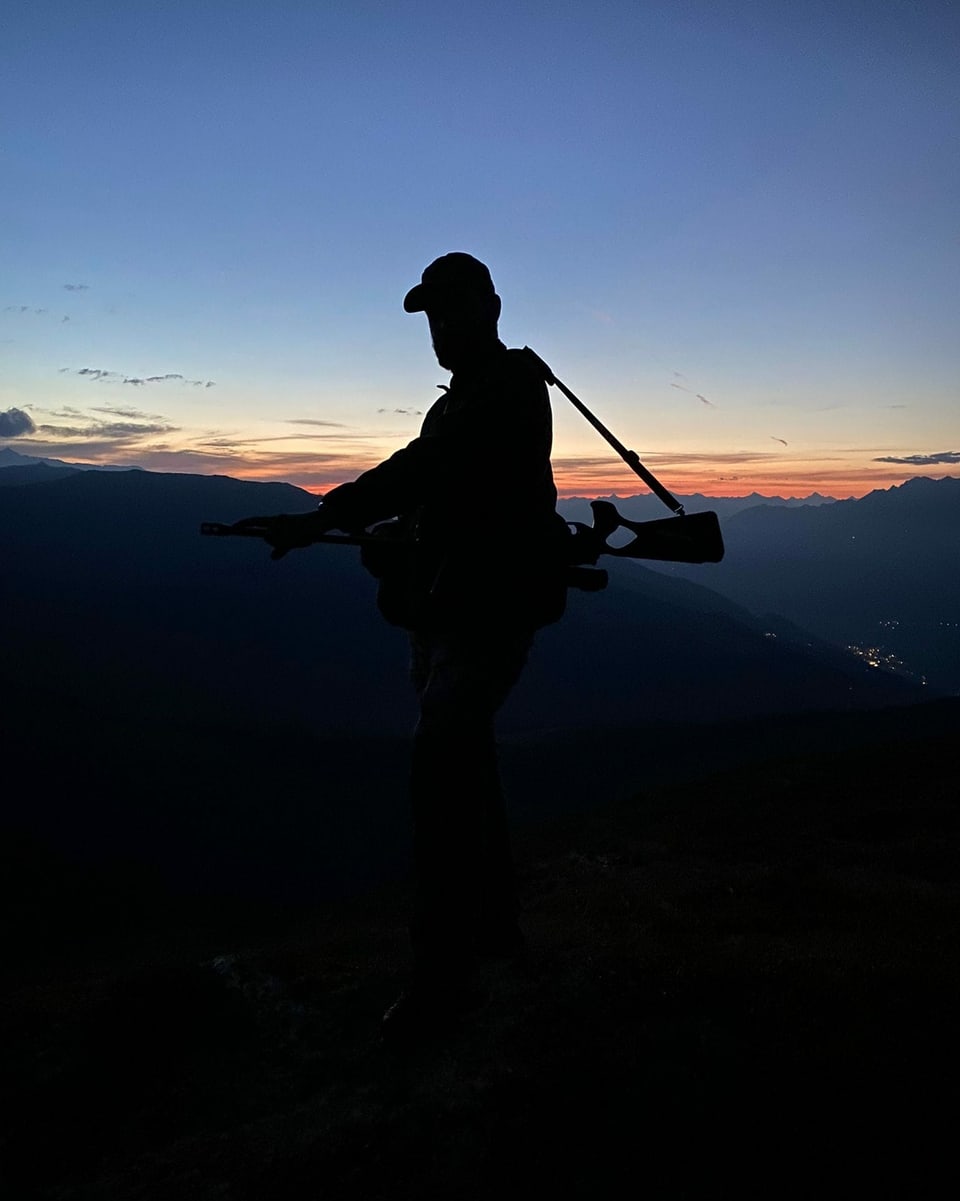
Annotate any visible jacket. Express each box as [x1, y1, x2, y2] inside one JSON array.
[[320, 341, 568, 631]]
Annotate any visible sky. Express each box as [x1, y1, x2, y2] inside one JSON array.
[[2, 0, 958, 498]]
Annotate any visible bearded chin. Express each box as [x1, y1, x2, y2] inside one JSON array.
[[431, 334, 460, 371], [434, 329, 490, 372]]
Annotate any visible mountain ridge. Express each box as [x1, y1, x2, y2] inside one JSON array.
[[644, 474, 960, 691], [0, 467, 924, 743]]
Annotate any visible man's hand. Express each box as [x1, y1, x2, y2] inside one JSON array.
[[230, 512, 330, 560]]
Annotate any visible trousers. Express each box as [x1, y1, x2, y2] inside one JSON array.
[[407, 626, 533, 981]]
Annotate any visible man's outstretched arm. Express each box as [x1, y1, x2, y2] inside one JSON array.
[[227, 511, 322, 559], [228, 433, 446, 558]]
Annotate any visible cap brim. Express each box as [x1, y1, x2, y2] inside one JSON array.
[[403, 284, 427, 313]]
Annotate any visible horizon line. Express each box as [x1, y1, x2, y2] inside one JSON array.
[[5, 445, 959, 502]]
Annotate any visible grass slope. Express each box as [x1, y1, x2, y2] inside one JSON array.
[[3, 727, 957, 1199]]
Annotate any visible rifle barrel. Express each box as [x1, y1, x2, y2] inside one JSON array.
[[199, 522, 380, 546]]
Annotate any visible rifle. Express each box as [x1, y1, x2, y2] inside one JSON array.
[[201, 498, 721, 591], [201, 350, 724, 584], [521, 346, 724, 572], [200, 522, 379, 548]]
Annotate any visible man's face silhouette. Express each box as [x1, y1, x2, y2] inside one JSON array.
[[426, 292, 501, 372]]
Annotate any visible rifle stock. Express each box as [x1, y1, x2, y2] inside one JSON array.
[[567, 501, 725, 566]]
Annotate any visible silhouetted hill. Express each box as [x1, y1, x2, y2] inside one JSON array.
[[0, 467, 922, 743], [646, 475, 960, 691], [3, 705, 956, 1199], [2, 466, 932, 908], [0, 462, 82, 486], [1, 447, 69, 469], [0, 468, 413, 733], [517, 551, 923, 733], [0, 446, 139, 472]]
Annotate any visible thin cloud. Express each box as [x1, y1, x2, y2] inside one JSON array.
[[39, 420, 179, 439], [199, 431, 384, 450], [76, 368, 118, 381], [551, 450, 785, 489], [37, 425, 110, 438], [12, 440, 226, 469], [873, 451, 960, 466], [0, 407, 36, 438], [62, 446, 386, 487], [62, 366, 216, 387], [95, 421, 178, 438], [285, 418, 348, 428], [594, 450, 779, 466], [696, 394, 714, 407], [376, 408, 423, 416], [91, 405, 169, 421], [63, 283, 90, 291], [200, 435, 338, 448]]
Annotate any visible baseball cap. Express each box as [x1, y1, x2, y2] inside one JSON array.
[[403, 252, 497, 313]]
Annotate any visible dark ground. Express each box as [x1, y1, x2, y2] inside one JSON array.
[[3, 721, 957, 1200]]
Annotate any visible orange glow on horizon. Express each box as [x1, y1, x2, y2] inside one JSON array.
[[549, 465, 943, 500], [231, 461, 952, 502], [26, 439, 957, 502]]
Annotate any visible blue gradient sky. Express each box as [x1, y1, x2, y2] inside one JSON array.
[[2, 0, 957, 496]]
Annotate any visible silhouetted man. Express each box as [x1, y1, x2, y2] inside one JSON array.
[[244, 253, 567, 1040]]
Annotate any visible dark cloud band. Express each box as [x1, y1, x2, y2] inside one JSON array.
[[873, 451, 960, 466], [39, 420, 178, 439]]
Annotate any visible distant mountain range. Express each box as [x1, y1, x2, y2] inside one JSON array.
[[0, 463, 924, 741], [642, 475, 960, 693], [0, 446, 140, 474], [557, 488, 836, 526], [1, 447, 835, 511]]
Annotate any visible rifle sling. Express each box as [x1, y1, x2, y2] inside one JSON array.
[[523, 346, 685, 517]]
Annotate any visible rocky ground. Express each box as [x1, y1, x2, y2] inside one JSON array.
[[3, 725, 957, 1199]]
